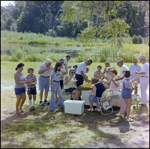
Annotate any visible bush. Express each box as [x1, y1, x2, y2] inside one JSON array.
[[137, 35, 143, 44], [9, 55, 18, 61], [132, 35, 139, 44], [46, 29, 57, 37], [25, 54, 44, 62], [1, 55, 10, 61]]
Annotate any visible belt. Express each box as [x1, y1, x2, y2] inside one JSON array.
[[140, 76, 149, 78], [40, 76, 50, 78], [53, 80, 60, 83]]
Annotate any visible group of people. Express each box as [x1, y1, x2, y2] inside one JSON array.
[[14, 54, 149, 122]]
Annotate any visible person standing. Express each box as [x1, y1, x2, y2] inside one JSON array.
[[75, 59, 92, 87], [115, 57, 129, 117], [135, 56, 149, 107], [38, 59, 53, 106], [26, 67, 37, 111], [14, 63, 29, 114], [64, 54, 72, 74], [49, 62, 64, 111]]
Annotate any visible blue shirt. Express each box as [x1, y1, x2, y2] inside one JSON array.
[[129, 64, 141, 81], [51, 70, 62, 81]]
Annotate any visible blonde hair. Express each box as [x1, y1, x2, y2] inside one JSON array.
[[45, 59, 52, 64]]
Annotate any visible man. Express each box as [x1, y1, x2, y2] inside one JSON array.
[[38, 59, 53, 106], [75, 59, 92, 87], [64, 54, 72, 74], [116, 57, 129, 117], [135, 56, 149, 107], [129, 58, 141, 82]]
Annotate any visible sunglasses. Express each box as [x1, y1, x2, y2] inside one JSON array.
[[71, 72, 75, 73]]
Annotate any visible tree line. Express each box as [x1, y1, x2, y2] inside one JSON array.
[[1, 1, 149, 38]]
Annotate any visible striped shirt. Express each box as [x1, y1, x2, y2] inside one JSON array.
[[26, 74, 37, 88]]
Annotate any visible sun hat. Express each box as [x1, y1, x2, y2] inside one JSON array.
[[139, 56, 146, 60], [116, 57, 123, 63]]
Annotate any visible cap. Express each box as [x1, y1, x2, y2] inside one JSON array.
[[116, 57, 123, 63], [139, 56, 146, 60]]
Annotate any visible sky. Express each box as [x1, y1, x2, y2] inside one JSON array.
[[1, 1, 15, 6]]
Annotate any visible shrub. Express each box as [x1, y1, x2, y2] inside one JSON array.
[[26, 54, 44, 62], [46, 29, 57, 37], [132, 35, 139, 44], [137, 35, 143, 44], [9, 55, 18, 61], [1, 55, 10, 61]]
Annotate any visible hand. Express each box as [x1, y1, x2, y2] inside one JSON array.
[[68, 65, 72, 68], [135, 71, 138, 74], [24, 80, 28, 84], [46, 67, 51, 71], [87, 79, 91, 83], [136, 74, 140, 78]]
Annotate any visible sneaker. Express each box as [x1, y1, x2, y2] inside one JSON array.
[[115, 113, 121, 117], [94, 108, 101, 112], [44, 100, 50, 105], [125, 118, 133, 122], [87, 108, 93, 111], [120, 113, 125, 119], [40, 101, 44, 106]]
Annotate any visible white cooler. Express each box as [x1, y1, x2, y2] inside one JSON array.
[[64, 100, 85, 115]]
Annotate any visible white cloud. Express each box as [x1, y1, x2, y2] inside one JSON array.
[[1, 1, 15, 6]]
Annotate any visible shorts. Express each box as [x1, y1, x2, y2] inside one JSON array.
[[65, 87, 76, 93], [39, 76, 50, 91], [122, 89, 132, 99], [89, 94, 100, 103], [60, 80, 63, 89], [75, 74, 83, 87], [15, 87, 26, 95], [27, 87, 37, 95]]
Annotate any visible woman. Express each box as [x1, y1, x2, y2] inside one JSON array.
[[64, 68, 80, 100], [87, 77, 105, 111], [14, 63, 29, 114], [94, 65, 103, 80], [49, 62, 65, 111]]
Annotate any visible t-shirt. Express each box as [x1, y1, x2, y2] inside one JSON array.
[[94, 70, 103, 79], [38, 63, 53, 77], [129, 64, 141, 81], [120, 64, 129, 85], [141, 62, 149, 77], [76, 61, 86, 75], [51, 70, 62, 81], [109, 78, 120, 95], [26, 74, 37, 88]]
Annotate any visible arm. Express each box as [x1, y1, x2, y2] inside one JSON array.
[[103, 68, 106, 74], [135, 71, 146, 75], [111, 78, 120, 87], [91, 86, 96, 97], [81, 71, 90, 82], [131, 74, 140, 83], [50, 75, 54, 92], [14, 74, 28, 85]]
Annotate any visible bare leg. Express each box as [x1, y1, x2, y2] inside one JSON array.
[[39, 91, 43, 101], [16, 95, 22, 113], [19, 93, 26, 111], [89, 101, 93, 109], [72, 90, 79, 100], [96, 103, 101, 109], [126, 98, 132, 119], [122, 98, 128, 115], [44, 91, 48, 101], [33, 95, 36, 101]]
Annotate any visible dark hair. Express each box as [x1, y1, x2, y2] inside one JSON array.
[[110, 69, 117, 75], [15, 63, 24, 70], [124, 70, 131, 78], [88, 59, 92, 63], [73, 65, 78, 68], [97, 65, 102, 69], [28, 67, 34, 73], [66, 54, 71, 58], [54, 62, 62, 72], [59, 58, 64, 61], [105, 61, 110, 65]]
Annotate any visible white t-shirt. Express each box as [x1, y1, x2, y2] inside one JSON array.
[[141, 62, 149, 77], [64, 57, 68, 69], [120, 64, 129, 85], [51, 70, 62, 81], [38, 63, 53, 77], [76, 61, 86, 75]]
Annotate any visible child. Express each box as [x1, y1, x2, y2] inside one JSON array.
[[94, 65, 103, 80], [49, 62, 65, 111], [73, 65, 78, 74], [103, 61, 112, 80], [120, 70, 137, 122], [26, 67, 37, 111], [87, 77, 105, 111]]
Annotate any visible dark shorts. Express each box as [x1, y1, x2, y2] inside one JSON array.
[[15, 87, 26, 95], [75, 74, 83, 87], [60, 80, 63, 89], [65, 87, 76, 93], [28, 87, 37, 95]]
